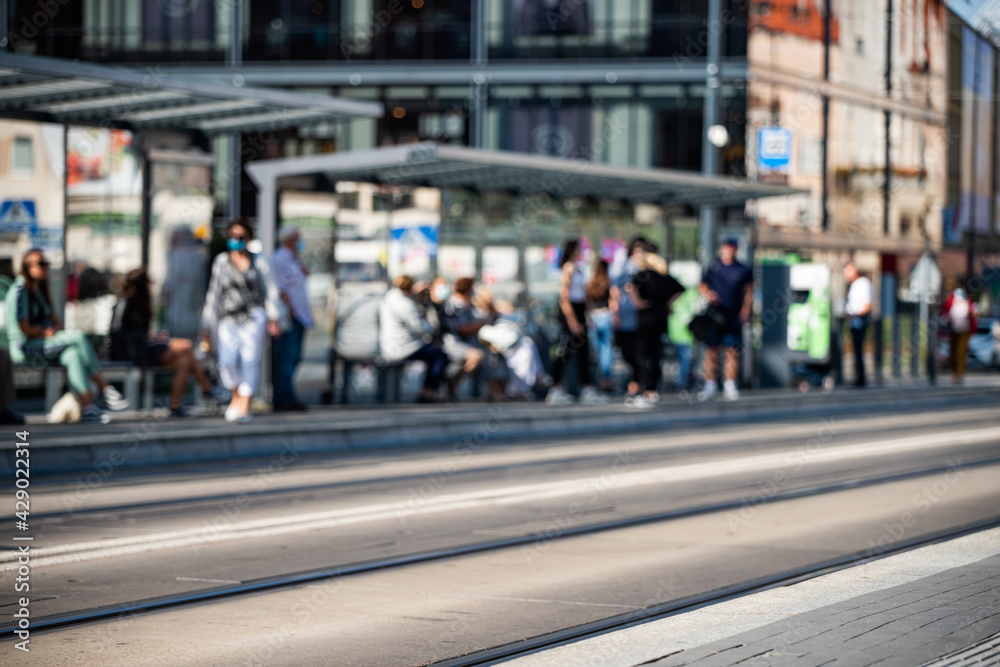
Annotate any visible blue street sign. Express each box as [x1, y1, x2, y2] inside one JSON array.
[[758, 128, 793, 171], [0, 200, 36, 231]]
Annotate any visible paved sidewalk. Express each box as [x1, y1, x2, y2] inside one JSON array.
[[507, 527, 1000, 667], [5, 377, 1000, 477]]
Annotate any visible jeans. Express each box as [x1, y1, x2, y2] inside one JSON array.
[[674, 342, 692, 390], [274, 318, 305, 405], [217, 308, 268, 397], [589, 309, 614, 381], [23, 329, 100, 395], [407, 343, 449, 391]]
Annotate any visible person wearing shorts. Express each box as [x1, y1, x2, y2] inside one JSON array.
[[698, 238, 752, 401]]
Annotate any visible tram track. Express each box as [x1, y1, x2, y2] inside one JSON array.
[[22, 405, 997, 521], [5, 456, 999, 640], [431, 516, 1000, 667]]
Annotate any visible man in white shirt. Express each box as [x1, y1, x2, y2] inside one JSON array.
[[271, 227, 314, 411], [844, 262, 873, 387]]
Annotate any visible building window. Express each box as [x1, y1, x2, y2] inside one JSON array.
[[12, 137, 33, 176]]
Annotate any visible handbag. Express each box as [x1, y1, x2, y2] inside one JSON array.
[[688, 305, 728, 342]]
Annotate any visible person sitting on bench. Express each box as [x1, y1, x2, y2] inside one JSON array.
[[6, 249, 130, 423], [110, 268, 229, 418]]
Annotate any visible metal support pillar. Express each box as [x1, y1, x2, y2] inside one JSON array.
[[699, 0, 723, 269], [260, 187, 281, 405], [229, 136, 242, 221], [918, 250, 934, 384], [883, 0, 892, 236], [967, 46, 980, 277], [475, 191, 486, 282], [470, 0, 487, 150], [663, 202, 673, 263], [384, 188, 394, 278], [516, 194, 528, 307], [891, 303, 902, 380], [140, 144, 152, 268], [873, 318, 884, 385], [821, 0, 831, 231], [228, 0, 243, 222]]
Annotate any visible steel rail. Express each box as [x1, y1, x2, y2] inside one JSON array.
[[434, 516, 1000, 666], [3, 457, 1000, 639]]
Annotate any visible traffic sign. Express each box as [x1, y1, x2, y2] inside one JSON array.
[[0, 200, 36, 231], [758, 128, 793, 171]]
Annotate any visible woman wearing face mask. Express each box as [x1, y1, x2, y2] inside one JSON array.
[[200, 219, 281, 423], [546, 239, 600, 405]]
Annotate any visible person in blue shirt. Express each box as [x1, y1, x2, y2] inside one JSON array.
[[698, 238, 753, 401]]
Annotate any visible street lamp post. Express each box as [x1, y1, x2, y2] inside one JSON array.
[[700, 0, 724, 270]]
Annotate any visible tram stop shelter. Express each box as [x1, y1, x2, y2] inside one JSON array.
[[0, 52, 382, 135], [246, 141, 805, 275], [247, 143, 805, 401]]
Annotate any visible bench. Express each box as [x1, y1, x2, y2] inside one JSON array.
[[139, 361, 220, 411], [321, 348, 408, 405], [13, 361, 141, 411]]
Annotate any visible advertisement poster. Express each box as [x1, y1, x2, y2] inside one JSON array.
[[66, 127, 141, 197]]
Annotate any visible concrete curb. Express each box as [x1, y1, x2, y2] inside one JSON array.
[[6, 385, 999, 478]]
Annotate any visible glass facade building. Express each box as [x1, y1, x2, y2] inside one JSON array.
[[7, 0, 1000, 367]]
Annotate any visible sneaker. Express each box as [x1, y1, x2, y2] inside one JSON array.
[[723, 380, 740, 401], [224, 406, 240, 423], [81, 405, 110, 424], [579, 387, 601, 404], [170, 405, 195, 419], [102, 386, 129, 411], [821, 376, 836, 394], [235, 411, 253, 424], [624, 393, 641, 406], [545, 387, 575, 405], [626, 395, 654, 409], [698, 381, 718, 402], [205, 386, 231, 403]]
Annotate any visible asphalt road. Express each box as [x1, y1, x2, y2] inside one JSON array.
[[2, 403, 999, 665]]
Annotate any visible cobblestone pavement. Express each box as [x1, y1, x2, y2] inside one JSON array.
[[646, 554, 1000, 666]]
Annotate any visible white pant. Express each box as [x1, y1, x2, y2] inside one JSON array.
[[216, 308, 267, 397], [505, 336, 543, 396]]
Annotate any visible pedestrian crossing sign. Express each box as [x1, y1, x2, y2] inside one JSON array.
[[0, 200, 36, 231]]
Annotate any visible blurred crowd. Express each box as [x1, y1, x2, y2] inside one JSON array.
[[0, 223, 753, 423], [352, 235, 723, 408], [0, 216, 983, 426]]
